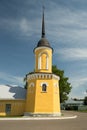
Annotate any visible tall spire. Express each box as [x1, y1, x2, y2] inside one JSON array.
[[42, 6, 45, 38], [34, 5, 53, 52]]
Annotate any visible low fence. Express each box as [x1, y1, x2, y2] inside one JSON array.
[[61, 103, 87, 111], [78, 106, 87, 111]]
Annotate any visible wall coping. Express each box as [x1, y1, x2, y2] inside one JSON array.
[[26, 73, 60, 80]]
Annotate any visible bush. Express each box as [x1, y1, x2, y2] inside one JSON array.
[[65, 105, 78, 110]]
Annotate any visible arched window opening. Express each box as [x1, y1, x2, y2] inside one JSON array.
[[38, 52, 48, 70], [42, 83, 47, 92]]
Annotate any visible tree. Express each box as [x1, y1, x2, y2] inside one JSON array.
[[84, 96, 87, 105], [24, 72, 34, 89], [52, 65, 72, 103]]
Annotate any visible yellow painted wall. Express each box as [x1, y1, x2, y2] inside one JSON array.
[[35, 79, 54, 113], [25, 82, 36, 112], [0, 100, 25, 116], [53, 79, 61, 113], [25, 42, 61, 115], [34, 47, 52, 73], [25, 75, 60, 114]]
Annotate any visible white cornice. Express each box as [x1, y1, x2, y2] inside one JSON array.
[[27, 73, 60, 80], [34, 46, 52, 53]]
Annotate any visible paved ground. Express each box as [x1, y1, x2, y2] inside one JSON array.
[[0, 111, 87, 130]]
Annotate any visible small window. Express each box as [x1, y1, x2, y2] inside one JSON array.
[[5, 104, 11, 114], [42, 84, 47, 92]]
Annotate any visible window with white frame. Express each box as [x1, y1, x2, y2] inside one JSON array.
[[38, 52, 48, 70]]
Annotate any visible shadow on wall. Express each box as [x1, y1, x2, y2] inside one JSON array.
[[7, 85, 26, 99]]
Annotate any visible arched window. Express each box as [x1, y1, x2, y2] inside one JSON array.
[[38, 52, 48, 70], [42, 83, 47, 92]]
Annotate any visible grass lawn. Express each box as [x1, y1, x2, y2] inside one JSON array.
[[78, 110, 87, 113]]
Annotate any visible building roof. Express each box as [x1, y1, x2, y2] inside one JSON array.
[[0, 85, 26, 100], [37, 38, 51, 48], [65, 99, 83, 105]]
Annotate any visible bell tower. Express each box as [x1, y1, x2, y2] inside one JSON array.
[[25, 8, 61, 116], [34, 8, 53, 73]]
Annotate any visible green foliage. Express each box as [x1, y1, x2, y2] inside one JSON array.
[[52, 65, 72, 103], [24, 82, 28, 89], [84, 96, 87, 105], [24, 72, 34, 89]]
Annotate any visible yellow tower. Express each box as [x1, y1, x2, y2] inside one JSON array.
[[25, 9, 61, 116]]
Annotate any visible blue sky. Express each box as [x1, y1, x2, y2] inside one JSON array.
[[0, 0, 87, 99]]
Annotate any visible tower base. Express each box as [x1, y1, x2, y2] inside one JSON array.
[[24, 112, 61, 117]]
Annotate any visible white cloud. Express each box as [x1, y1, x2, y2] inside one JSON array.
[[68, 76, 87, 98], [0, 72, 23, 86], [70, 76, 87, 88], [55, 48, 87, 60], [0, 17, 41, 38], [46, 6, 87, 46], [1, 3, 87, 43], [83, 91, 87, 95], [20, 18, 30, 33], [19, 18, 40, 36]]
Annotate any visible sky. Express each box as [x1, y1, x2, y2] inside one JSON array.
[[0, 0, 87, 99]]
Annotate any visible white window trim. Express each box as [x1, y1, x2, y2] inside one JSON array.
[[38, 52, 49, 70], [40, 82, 48, 87], [38, 55, 41, 69]]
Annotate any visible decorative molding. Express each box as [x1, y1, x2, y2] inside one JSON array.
[[29, 82, 34, 87], [27, 73, 60, 80], [34, 46, 52, 53]]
